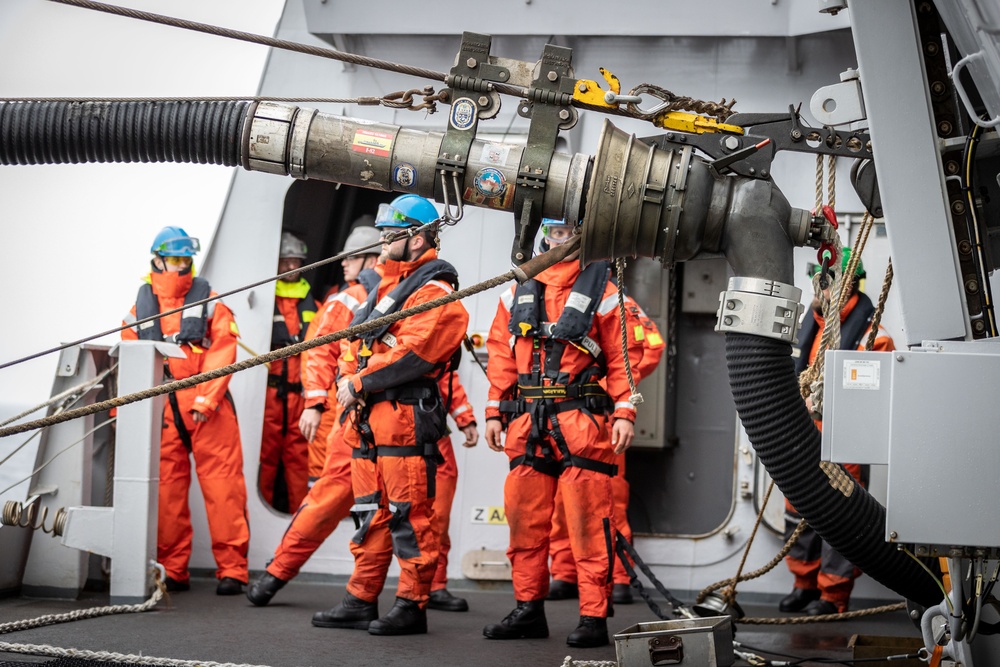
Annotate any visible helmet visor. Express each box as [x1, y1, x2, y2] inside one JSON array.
[[155, 235, 201, 257], [375, 203, 420, 228]]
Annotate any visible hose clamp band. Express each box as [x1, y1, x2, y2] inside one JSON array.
[[715, 277, 804, 343]]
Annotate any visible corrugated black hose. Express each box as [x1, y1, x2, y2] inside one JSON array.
[[726, 331, 941, 607], [0, 100, 250, 166]]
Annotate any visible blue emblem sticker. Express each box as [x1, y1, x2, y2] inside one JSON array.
[[474, 167, 506, 198], [393, 162, 416, 188], [450, 97, 477, 131]]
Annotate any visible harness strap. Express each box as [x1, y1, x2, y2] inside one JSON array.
[[515, 383, 608, 400], [166, 392, 193, 452], [508, 454, 563, 478], [267, 375, 303, 393]]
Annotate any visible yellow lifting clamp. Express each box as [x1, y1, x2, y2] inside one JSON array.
[[573, 67, 625, 109], [652, 111, 744, 136], [574, 68, 744, 136]]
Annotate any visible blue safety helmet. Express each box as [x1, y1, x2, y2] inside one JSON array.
[[150, 226, 200, 257], [374, 195, 440, 228]]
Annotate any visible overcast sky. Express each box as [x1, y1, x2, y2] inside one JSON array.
[[0, 0, 286, 414]]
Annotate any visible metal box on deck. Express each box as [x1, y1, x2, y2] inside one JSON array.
[[614, 616, 734, 667]]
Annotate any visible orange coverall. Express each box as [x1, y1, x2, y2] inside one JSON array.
[[259, 282, 317, 511], [263, 281, 370, 582], [264, 368, 476, 585], [549, 295, 664, 588], [486, 260, 642, 619], [122, 268, 249, 584], [340, 249, 469, 607], [785, 291, 895, 612]]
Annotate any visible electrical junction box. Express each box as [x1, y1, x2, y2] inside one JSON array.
[[823, 340, 1000, 548]]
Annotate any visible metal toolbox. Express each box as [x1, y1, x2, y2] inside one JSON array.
[[614, 616, 734, 667]]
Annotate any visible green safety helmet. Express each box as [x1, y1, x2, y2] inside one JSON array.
[[808, 247, 866, 279]]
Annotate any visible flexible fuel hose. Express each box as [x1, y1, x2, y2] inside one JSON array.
[[725, 332, 940, 606], [0, 100, 249, 166]]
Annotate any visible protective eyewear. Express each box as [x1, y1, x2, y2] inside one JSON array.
[[163, 255, 194, 267], [154, 236, 200, 256], [374, 203, 420, 229]]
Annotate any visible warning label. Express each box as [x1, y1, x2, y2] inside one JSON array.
[[842, 359, 880, 390]]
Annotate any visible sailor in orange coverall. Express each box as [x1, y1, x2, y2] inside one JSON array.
[[780, 249, 895, 616], [259, 232, 318, 512], [482, 220, 642, 649], [312, 194, 469, 636], [548, 294, 664, 606], [299, 224, 383, 482], [246, 225, 382, 606], [121, 226, 249, 596]]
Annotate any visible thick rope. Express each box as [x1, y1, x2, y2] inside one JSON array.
[[0, 588, 162, 636], [615, 258, 642, 405], [0, 643, 270, 667], [558, 658, 616, 667], [827, 154, 837, 210], [738, 601, 906, 625], [46, 0, 732, 125], [0, 236, 582, 439], [0, 365, 113, 428], [0, 227, 412, 372], [815, 154, 824, 213], [48, 0, 449, 86], [0, 88, 448, 113], [697, 519, 808, 604], [721, 481, 775, 606], [0, 269, 515, 439], [866, 259, 894, 351]]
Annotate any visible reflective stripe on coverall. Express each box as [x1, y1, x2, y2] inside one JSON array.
[[340, 249, 469, 607], [784, 291, 895, 612], [550, 295, 664, 587], [122, 267, 249, 584], [301, 283, 369, 479], [260, 280, 317, 510], [486, 260, 641, 618]]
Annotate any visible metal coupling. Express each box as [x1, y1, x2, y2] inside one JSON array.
[[246, 102, 317, 178], [715, 277, 804, 343]]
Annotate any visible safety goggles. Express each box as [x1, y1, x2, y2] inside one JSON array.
[[542, 224, 574, 244], [374, 203, 420, 229], [154, 236, 200, 256], [163, 255, 194, 267]]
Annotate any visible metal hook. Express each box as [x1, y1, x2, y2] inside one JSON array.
[[438, 170, 464, 224]]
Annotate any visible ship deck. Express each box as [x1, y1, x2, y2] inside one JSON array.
[[0, 577, 922, 667]]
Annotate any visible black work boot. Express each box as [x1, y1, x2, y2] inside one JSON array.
[[312, 592, 379, 629], [427, 588, 469, 612], [547, 579, 579, 600], [566, 615, 609, 648], [778, 587, 820, 613], [367, 597, 427, 636], [483, 600, 549, 639], [216, 577, 245, 596], [246, 572, 287, 606]]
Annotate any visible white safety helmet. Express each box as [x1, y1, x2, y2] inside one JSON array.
[[279, 231, 308, 260], [341, 221, 382, 255]]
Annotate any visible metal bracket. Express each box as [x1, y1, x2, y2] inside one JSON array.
[[644, 105, 873, 180], [715, 277, 804, 343], [434, 32, 510, 217], [510, 43, 578, 265]]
